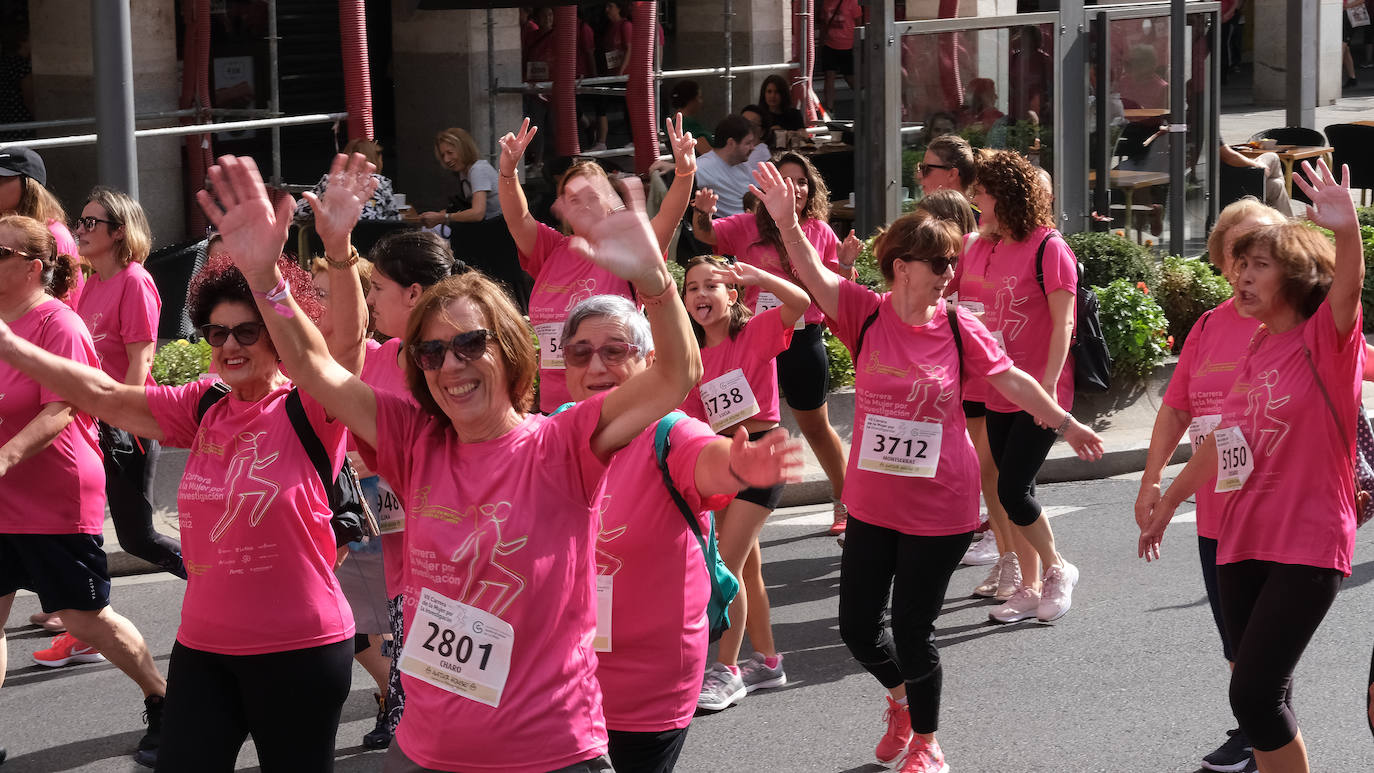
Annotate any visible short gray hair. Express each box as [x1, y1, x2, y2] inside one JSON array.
[[562, 294, 653, 356]]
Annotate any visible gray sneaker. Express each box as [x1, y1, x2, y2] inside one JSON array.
[[697, 663, 746, 711], [739, 653, 787, 693]]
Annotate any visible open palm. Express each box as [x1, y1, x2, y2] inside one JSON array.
[[1294, 159, 1357, 233], [303, 153, 377, 250], [749, 162, 800, 230], [196, 155, 295, 284], [565, 177, 664, 289]]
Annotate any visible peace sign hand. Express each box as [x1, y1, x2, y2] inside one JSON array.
[[666, 113, 697, 177], [498, 118, 538, 177]]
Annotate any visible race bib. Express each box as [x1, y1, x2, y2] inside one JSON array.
[[957, 299, 985, 316], [400, 588, 515, 708], [525, 60, 550, 82], [603, 49, 625, 72], [857, 414, 942, 477], [1187, 414, 1222, 452], [990, 330, 1006, 349], [754, 291, 805, 330], [534, 322, 565, 370], [594, 575, 613, 652], [699, 368, 760, 433], [1214, 425, 1254, 493], [376, 478, 406, 535]]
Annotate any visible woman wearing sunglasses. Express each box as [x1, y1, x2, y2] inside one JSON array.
[[497, 114, 698, 414], [0, 214, 167, 768], [954, 149, 1084, 625], [560, 292, 801, 772], [195, 152, 699, 773], [0, 153, 377, 771], [755, 162, 1102, 773]]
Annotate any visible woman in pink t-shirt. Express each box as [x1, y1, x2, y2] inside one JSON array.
[[199, 155, 702, 773], [0, 145, 83, 309], [561, 293, 800, 771], [1141, 162, 1365, 772], [758, 166, 1101, 773], [681, 255, 809, 712], [497, 114, 698, 412], [959, 149, 1082, 625], [693, 151, 853, 537], [0, 214, 168, 768], [1133, 198, 1285, 771]]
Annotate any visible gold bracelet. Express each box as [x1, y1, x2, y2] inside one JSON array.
[[499, 172, 519, 181], [324, 244, 360, 269]]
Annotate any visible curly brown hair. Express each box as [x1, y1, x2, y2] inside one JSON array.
[[752, 152, 831, 274], [972, 149, 1053, 243]]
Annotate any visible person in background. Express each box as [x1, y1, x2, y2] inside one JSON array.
[[817, 0, 862, 115], [695, 115, 768, 218], [670, 80, 714, 156], [0, 146, 82, 308], [758, 74, 805, 135], [295, 139, 398, 222], [522, 6, 557, 168], [1219, 142, 1293, 214]]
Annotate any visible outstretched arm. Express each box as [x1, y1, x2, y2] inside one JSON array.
[[985, 367, 1103, 461], [0, 403, 76, 478], [650, 113, 698, 253], [694, 428, 803, 497], [496, 118, 542, 255], [197, 155, 380, 449], [750, 162, 842, 318], [1295, 160, 1364, 339], [301, 152, 376, 376]]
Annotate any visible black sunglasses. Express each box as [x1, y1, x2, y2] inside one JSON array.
[[917, 162, 954, 176], [903, 254, 960, 274], [409, 329, 492, 371], [564, 341, 641, 368], [0, 245, 29, 260], [73, 216, 118, 231], [201, 322, 267, 348]]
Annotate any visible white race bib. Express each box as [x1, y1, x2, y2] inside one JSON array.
[[525, 60, 550, 82], [534, 322, 565, 370], [375, 478, 406, 535], [857, 414, 943, 477], [1214, 425, 1254, 493], [957, 300, 985, 316], [699, 368, 760, 433], [990, 330, 1006, 349], [594, 575, 613, 652], [754, 291, 805, 330], [1188, 414, 1222, 452], [400, 588, 515, 708]]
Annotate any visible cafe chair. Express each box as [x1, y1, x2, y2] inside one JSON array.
[[1249, 126, 1326, 148], [1324, 123, 1374, 206], [1218, 163, 1266, 210]]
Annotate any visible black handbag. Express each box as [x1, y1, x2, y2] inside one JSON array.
[[1034, 231, 1112, 393]]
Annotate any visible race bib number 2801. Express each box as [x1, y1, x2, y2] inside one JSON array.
[[400, 588, 515, 708]]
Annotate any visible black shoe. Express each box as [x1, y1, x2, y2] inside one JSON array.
[[133, 694, 165, 767], [1, 745, 7, 765], [133, 748, 156, 769], [1346, 76, 1360, 88], [1201, 728, 1253, 772], [361, 693, 392, 750]]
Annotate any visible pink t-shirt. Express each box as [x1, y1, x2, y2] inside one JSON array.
[[49, 220, 84, 310], [372, 389, 613, 773], [0, 299, 105, 535], [829, 283, 1012, 535], [76, 262, 162, 385], [951, 227, 1075, 412], [820, 0, 862, 50], [713, 214, 841, 327], [358, 337, 414, 598], [683, 307, 794, 428], [146, 380, 355, 655], [520, 222, 638, 413], [1161, 299, 1259, 539], [594, 415, 731, 732], [1213, 300, 1365, 575]]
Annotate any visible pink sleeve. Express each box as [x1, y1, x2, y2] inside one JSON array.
[[370, 387, 433, 496], [144, 380, 217, 449], [809, 222, 841, 270], [953, 306, 1013, 379], [1162, 312, 1206, 412], [548, 389, 613, 500], [35, 308, 100, 407], [830, 279, 882, 354], [119, 269, 162, 344], [1306, 300, 1365, 403], [518, 222, 565, 277], [742, 307, 795, 359], [665, 417, 731, 522], [1040, 234, 1078, 296], [711, 214, 750, 258]]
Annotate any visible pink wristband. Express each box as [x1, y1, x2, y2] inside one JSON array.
[[253, 276, 295, 318]]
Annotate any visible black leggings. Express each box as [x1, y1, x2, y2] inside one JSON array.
[[1218, 560, 1343, 752], [838, 515, 972, 734], [156, 638, 354, 772], [99, 422, 185, 578], [984, 409, 1059, 527], [1196, 536, 1232, 662], [607, 727, 689, 773]]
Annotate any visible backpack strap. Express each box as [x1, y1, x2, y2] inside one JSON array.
[[947, 305, 964, 397], [652, 412, 709, 551], [549, 401, 575, 416], [284, 388, 336, 496], [854, 306, 882, 360], [1032, 230, 1058, 297], [195, 381, 232, 423]]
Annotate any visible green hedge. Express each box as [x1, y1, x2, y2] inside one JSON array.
[[1064, 231, 1161, 289], [151, 339, 212, 386], [1156, 255, 1233, 352]]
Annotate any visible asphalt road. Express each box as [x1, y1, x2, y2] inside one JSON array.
[[3, 467, 1372, 772]]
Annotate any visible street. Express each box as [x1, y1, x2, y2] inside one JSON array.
[[3, 466, 1372, 772]]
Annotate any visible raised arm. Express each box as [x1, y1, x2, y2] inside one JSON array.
[[1294, 160, 1364, 339], [750, 162, 842, 318], [691, 187, 719, 246], [693, 427, 804, 497], [301, 152, 376, 375], [716, 260, 810, 328], [197, 155, 380, 449], [496, 119, 542, 255], [650, 114, 697, 253]]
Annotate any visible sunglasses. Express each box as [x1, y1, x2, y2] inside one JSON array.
[[0, 245, 29, 260], [73, 216, 118, 231], [902, 255, 960, 274], [409, 329, 492, 371], [917, 162, 954, 176], [201, 322, 267, 347], [564, 341, 640, 368]]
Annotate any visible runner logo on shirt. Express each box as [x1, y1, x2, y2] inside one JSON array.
[[1242, 369, 1291, 456], [446, 501, 529, 617], [994, 276, 1030, 343], [565, 278, 597, 313], [209, 431, 281, 542], [87, 312, 107, 344], [593, 495, 627, 578], [905, 364, 954, 423]]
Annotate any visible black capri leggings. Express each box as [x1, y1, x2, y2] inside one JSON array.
[[98, 422, 185, 579], [984, 409, 1059, 527], [838, 515, 972, 734], [1218, 559, 1342, 752], [776, 323, 830, 412], [156, 638, 354, 772]]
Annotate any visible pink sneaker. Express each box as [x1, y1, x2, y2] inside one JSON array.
[[829, 501, 848, 536], [33, 632, 105, 667], [897, 736, 950, 773], [875, 696, 912, 764]]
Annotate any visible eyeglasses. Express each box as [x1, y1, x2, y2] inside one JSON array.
[[200, 322, 267, 347], [902, 254, 960, 274], [564, 341, 641, 368], [408, 329, 491, 371], [73, 216, 118, 231], [917, 162, 955, 177], [0, 245, 29, 260]]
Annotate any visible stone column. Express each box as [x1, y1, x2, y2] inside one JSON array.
[[1253, 0, 1339, 109]]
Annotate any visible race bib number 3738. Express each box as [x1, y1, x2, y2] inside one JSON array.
[[400, 588, 515, 708]]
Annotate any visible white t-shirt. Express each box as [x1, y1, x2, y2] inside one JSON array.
[[695, 143, 770, 217]]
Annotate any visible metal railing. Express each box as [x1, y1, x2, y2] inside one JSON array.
[[3, 113, 350, 151]]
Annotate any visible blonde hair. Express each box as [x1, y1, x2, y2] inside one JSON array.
[[86, 186, 152, 265], [433, 127, 480, 171], [1206, 197, 1287, 271], [343, 138, 384, 171]]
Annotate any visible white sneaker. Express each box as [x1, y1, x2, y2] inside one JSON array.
[[1037, 560, 1080, 622], [960, 531, 998, 566], [989, 585, 1041, 623], [995, 552, 1022, 601], [697, 663, 746, 711]]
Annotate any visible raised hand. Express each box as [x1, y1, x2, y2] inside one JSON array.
[[563, 176, 669, 292], [197, 155, 295, 289], [498, 118, 538, 177], [1294, 159, 1357, 235], [692, 187, 718, 216], [749, 162, 801, 230], [838, 229, 863, 265], [728, 427, 804, 489], [302, 152, 377, 256], [666, 113, 697, 177], [711, 260, 767, 289]]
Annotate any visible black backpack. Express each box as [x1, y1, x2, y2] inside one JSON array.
[[195, 383, 378, 547], [1033, 231, 1112, 393]]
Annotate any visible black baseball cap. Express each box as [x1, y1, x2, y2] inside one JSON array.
[[0, 147, 47, 187]]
